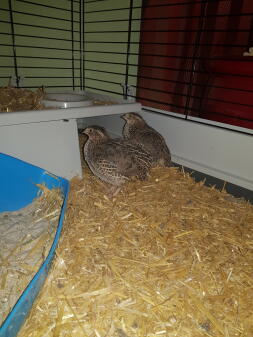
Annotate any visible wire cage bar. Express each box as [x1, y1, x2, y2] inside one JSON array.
[[0, 0, 83, 89], [82, 0, 253, 131], [0, 0, 253, 131]]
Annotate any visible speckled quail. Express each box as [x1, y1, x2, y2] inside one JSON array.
[[83, 126, 152, 195], [121, 113, 171, 167]]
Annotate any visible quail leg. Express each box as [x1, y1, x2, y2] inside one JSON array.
[[107, 185, 121, 198]]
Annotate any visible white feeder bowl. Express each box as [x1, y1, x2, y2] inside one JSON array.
[[42, 93, 93, 108]]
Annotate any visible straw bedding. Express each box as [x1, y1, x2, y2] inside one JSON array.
[[0, 87, 46, 112], [17, 147, 253, 336], [0, 185, 63, 325]]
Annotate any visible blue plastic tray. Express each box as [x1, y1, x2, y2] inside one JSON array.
[[0, 153, 69, 337]]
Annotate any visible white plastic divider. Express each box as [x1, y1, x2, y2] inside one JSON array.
[[0, 103, 141, 126], [0, 91, 142, 179]]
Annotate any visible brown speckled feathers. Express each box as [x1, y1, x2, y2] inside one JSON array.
[[122, 113, 171, 167], [83, 126, 152, 187]]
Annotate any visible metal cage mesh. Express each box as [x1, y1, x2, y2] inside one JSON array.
[[1, 0, 253, 131]]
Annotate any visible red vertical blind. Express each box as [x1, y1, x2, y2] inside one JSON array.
[[137, 0, 253, 129]]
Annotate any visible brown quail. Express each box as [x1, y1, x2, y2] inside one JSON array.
[[121, 113, 171, 167], [83, 126, 152, 195]]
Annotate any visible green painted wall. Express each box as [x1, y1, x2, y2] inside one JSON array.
[[84, 0, 142, 98], [0, 0, 142, 97], [1, 0, 81, 89]]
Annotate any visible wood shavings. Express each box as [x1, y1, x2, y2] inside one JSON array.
[[0, 86, 46, 112], [18, 162, 253, 337], [0, 186, 63, 325]]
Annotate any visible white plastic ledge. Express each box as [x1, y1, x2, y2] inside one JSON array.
[[0, 91, 141, 179]]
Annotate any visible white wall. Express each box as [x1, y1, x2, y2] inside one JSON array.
[[85, 110, 253, 191]]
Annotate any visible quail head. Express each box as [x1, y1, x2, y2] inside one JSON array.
[[83, 126, 152, 196], [121, 113, 171, 167]]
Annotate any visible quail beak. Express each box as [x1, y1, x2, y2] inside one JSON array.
[[121, 113, 129, 121], [82, 128, 90, 136]]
